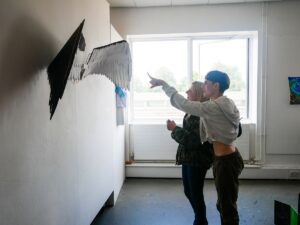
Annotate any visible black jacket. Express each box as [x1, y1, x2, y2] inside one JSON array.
[[171, 114, 213, 169]]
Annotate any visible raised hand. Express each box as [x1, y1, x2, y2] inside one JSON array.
[[166, 119, 177, 131], [148, 72, 166, 88]]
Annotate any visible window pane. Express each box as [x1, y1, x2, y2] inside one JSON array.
[[131, 40, 187, 122], [193, 39, 248, 118]]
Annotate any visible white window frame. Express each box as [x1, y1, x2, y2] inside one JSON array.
[[127, 31, 259, 163]]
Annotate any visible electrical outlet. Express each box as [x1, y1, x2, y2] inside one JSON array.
[[288, 170, 300, 179]]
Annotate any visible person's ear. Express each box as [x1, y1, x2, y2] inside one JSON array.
[[213, 82, 220, 91]]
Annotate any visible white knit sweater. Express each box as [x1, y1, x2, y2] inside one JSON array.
[[162, 83, 240, 145]]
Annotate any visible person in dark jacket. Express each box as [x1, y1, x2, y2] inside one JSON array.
[[150, 71, 244, 225], [166, 81, 213, 225]]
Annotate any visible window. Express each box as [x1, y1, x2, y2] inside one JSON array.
[[193, 38, 248, 118], [130, 39, 187, 123], [129, 33, 256, 123]]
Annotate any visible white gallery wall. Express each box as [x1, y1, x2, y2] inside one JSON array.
[[0, 0, 125, 224], [111, 1, 300, 177], [111, 24, 126, 203]]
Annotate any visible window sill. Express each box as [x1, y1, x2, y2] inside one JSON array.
[[125, 162, 300, 180]]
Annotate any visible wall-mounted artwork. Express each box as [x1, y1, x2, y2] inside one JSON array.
[[47, 19, 132, 120], [82, 40, 131, 90], [288, 77, 300, 104], [115, 86, 127, 125], [47, 20, 85, 119]]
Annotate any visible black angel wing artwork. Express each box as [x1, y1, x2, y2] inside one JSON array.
[[47, 19, 85, 119], [47, 19, 132, 120]]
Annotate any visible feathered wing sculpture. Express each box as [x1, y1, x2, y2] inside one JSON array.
[[47, 19, 132, 120], [47, 19, 85, 119], [82, 40, 132, 90]]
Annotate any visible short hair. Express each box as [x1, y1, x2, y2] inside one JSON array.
[[205, 70, 230, 93]]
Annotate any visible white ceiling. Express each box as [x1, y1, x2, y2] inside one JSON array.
[[107, 0, 282, 7]]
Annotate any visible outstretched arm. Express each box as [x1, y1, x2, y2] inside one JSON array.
[[148, 73, 212, 118], [148, 73, 167, 88]]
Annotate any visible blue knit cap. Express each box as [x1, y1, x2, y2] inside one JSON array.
[[205, 70, 230, 93]]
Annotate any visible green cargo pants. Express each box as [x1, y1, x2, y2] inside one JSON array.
[[213, 149, 244, 225]]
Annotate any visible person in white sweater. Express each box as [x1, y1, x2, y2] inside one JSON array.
[[149, 70, 244, 225]]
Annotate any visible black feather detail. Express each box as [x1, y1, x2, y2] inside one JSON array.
[[47, 19, 85, 119]]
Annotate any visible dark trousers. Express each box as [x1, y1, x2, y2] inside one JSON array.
[[182, 165, 208, 225], [213, 150, 244, 225]]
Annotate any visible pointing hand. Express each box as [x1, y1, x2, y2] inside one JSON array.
[[148, 73, 166, 88]]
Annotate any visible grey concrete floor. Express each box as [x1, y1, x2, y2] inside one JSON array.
[[91, 178, 299, 225]]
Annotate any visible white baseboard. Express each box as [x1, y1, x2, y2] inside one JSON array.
[[126, 163, 300, 180]]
